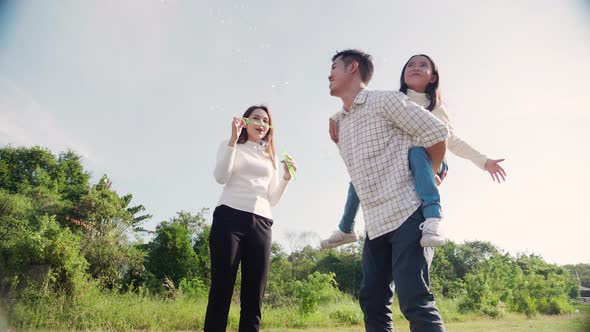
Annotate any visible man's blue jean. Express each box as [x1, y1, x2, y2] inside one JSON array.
[[359, 208, 445, 332], [338, 147, 446, 233]]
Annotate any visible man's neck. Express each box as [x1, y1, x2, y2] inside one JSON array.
[[341, 85, 364, 112]]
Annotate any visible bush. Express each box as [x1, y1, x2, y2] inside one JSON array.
[[147, 221, 199, 287], [291, 272, 340, 315], [329, 308, 362, 325], [2, 214, 88, 299], [538, 296, 574, 315], [178, 277, 207, 299]]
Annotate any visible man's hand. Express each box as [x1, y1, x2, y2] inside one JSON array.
[[329, 118, 339, 144], [434, 170, 447, 187], [425, 141, 447, 175]]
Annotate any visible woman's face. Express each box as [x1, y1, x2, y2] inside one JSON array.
[[245, 108, 271, 142], [403, 55, 437, 93]]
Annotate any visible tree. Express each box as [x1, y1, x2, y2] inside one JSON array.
[[563, 263, 590, 288], [0, 146, 151, 292], [147, 213, 201, 287], [0, 146, 90, 218], [315, 250, 362, 296]]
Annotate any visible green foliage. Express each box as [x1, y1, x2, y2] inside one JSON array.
[[188, 209, 211, 285], [1, 146, 583, 330], [290, 272, 340, 315], [147, 213, 200, 287], [0, 146, 90, 217], [0, 146, 152, 296], [82, 232, 144, 289], [2, 214, 88, 299], [0, 190, 34, 257], [266, 243, 294, 307], [564, 263, 590, 289], [431, 242, 466, 298], [328, 308, 363, 325], [458, 252, 576, 317], [178, 277, 208, 299], [315, 250, 362, 296]]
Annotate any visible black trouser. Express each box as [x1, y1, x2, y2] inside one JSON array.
[[204, 205, 273, 332], [359, 208, 445, 332]]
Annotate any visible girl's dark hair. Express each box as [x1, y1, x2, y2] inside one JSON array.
[[237, 105, 276, 168], [399, 54, 440, 111]]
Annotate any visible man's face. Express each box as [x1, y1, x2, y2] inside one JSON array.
[[328, 57, 353, 96]]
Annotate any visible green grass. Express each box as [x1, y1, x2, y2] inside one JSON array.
[[4, 288, 589, 331], [262, 305, 589, 332]]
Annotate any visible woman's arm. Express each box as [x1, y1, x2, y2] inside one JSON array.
[[213, 140, 236, 184], [213, 117, 246, 184], [268, 155, 297, 206]]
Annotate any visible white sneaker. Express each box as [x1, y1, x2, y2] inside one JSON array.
[[419, 218, 447, 247], [320, 229, 359, 249]]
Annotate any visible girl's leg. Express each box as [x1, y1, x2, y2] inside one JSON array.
[[408, 147, 446, 247], [339, 181, 360, 233], [408, 147, 441, 220], [320, 182, 360, 249]]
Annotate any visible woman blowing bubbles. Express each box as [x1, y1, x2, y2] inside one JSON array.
[[206, 105, 297, 332]]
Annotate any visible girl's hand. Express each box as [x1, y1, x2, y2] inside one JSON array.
[[329, 118, 339, 144], [281, 155, 297, 181], [229, 117, 246, 146], [484, 158, 507, 183]]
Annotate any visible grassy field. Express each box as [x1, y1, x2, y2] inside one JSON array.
[[7, 310, 589, 332], [262, 314, 588, 332], [261, 304, 589, 332], [3, 289, 588, 332]]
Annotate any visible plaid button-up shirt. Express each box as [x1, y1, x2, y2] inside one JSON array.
[[335, 89, 449, 239]]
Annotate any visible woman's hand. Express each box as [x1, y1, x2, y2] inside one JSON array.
[[484, 158, 507, 183], [229, 117, 246, 146], [281, 154, 297, 181]]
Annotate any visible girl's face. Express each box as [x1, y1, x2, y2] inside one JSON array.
[[403, 55, 437, 93], [245, 108, 271, 142]]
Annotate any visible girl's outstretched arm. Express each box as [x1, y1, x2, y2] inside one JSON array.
[[484, 158, 507, 182]]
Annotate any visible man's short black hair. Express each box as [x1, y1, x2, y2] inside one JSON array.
[[332, 49, 374, 84]]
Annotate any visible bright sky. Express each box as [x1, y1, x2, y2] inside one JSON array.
[[1, 0, 589, 265]]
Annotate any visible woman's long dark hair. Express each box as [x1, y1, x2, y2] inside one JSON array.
[[399, 54, 440, 111], [237, 105, 276, 168]]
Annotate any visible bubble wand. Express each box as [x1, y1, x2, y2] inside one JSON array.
[[282, 150, 296, 181], [243, 118, 273, 128]]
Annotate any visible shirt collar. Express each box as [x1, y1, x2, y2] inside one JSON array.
[[341, 88, 369, 113]]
